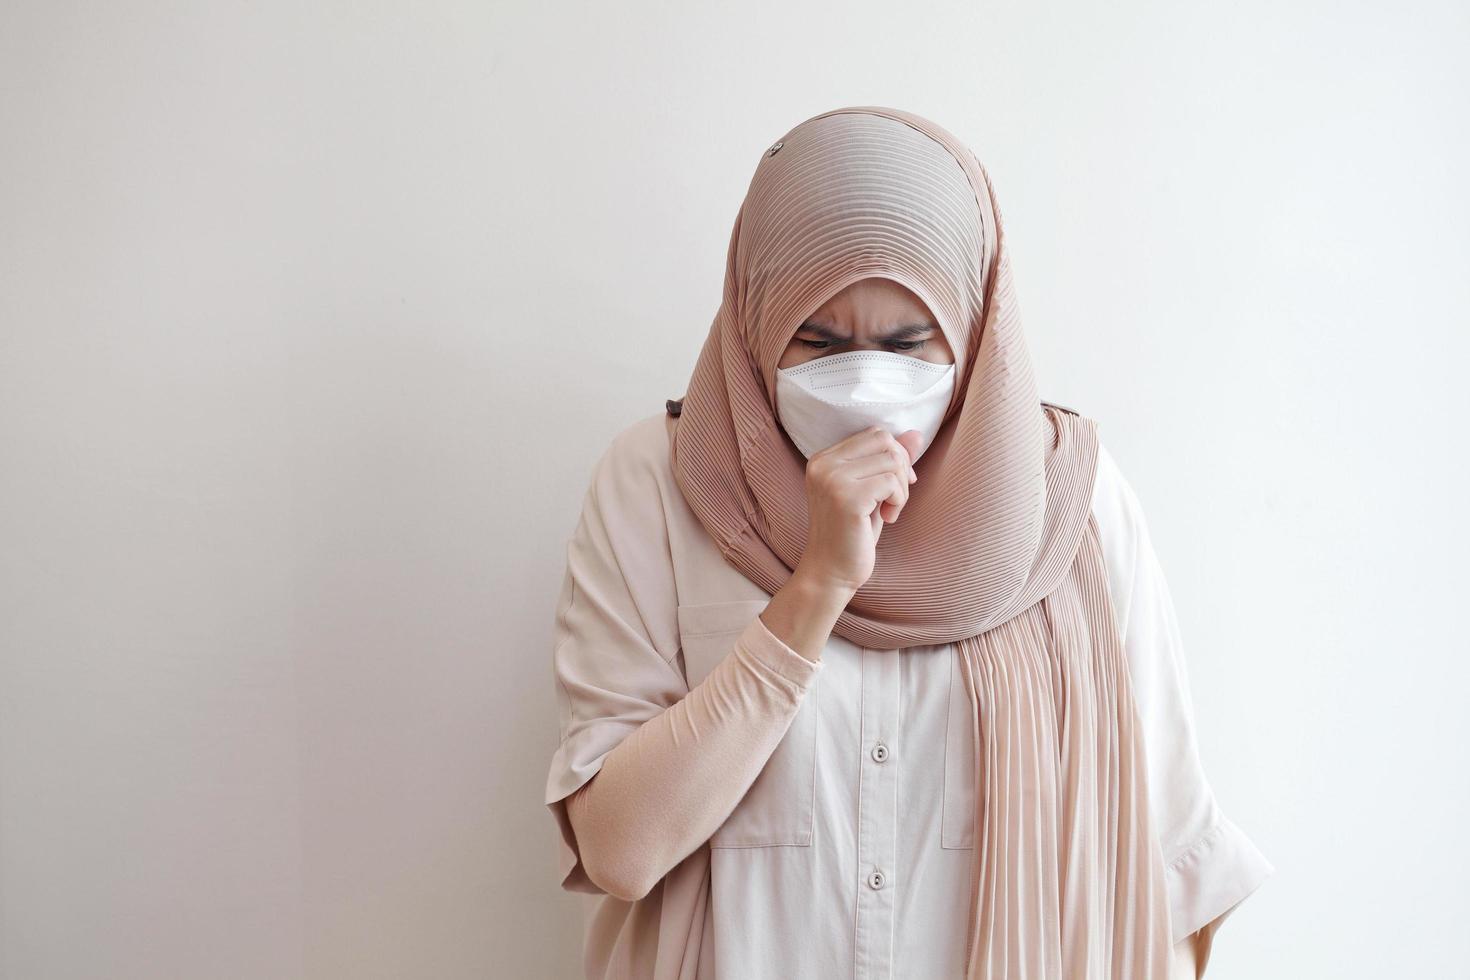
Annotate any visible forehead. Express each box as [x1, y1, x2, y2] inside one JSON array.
[[805, 277, 937, 324]]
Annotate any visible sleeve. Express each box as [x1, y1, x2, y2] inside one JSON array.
[[564, 612, 822, 900], [1093, 441, 1276, 961], [542, 424, 824, 899]]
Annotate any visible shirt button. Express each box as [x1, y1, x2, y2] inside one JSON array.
[[867, 870, 886, 890], [870, 742, 889, 763]]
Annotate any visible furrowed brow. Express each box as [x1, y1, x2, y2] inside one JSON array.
[[878, 322, 938, 341], [797, 321, 937, 341]]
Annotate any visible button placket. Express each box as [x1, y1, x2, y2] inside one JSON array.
[[854, 648, 900, 980]]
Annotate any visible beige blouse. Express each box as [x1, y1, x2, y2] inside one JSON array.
[[543, 411, 1274, 979]]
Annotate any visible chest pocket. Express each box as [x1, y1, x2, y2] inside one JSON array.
[[676, 598, 818, 848], [941, 647, 977, 849]]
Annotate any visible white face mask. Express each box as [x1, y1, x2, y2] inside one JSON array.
[[774, 350, 957, 461]]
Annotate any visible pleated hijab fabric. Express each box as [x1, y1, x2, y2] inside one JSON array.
[[666, 106, 1174, 978]]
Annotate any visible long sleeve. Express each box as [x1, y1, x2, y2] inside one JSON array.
[[543, 418, 824, 901], [566, 611, 822, 901]]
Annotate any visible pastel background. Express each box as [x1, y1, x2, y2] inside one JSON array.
[[2, 0, 1464, 977]]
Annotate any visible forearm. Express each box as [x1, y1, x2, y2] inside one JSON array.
[[566, 611, 823, 901], [758, 567, 855, 662]]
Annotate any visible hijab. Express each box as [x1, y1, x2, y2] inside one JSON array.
[[666, 106, 1175, 978]]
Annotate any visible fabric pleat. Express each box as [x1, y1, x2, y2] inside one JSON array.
[[665, 105, 1176, 977], [956, 510, 1173, 979]]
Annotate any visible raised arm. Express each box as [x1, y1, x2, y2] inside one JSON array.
[[543, 419, 838, 901]]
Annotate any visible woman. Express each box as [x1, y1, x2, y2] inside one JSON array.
[[543, 106, 1274, 979]]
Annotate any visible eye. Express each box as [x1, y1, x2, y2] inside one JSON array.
[[799, 339, 834, 350], [888, 341, 926, 352]]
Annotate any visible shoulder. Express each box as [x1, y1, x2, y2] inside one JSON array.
[[1091, 437, 1145, 540], [594, 411, 672, 480], [1045, 398, 1148, 568], [581, 411, 676, 515], [1089, 434, 1151, 634]]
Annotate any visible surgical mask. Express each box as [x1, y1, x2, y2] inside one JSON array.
[[774, 350, 957, 461]]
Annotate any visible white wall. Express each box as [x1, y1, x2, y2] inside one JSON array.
[[1, 1, 1464, 977]]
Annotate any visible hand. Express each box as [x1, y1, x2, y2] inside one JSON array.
[[796, 426, 922, 595]]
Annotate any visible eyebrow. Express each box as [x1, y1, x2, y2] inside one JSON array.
[[797, 321, 938, 342]]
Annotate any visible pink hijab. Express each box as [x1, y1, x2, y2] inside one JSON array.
[[667, 106, 1177, 977]]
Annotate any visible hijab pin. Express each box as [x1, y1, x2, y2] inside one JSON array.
[[767, 141, 783, 157]]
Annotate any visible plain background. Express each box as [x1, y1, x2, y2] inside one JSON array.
[[2, 1, 1466, 977]]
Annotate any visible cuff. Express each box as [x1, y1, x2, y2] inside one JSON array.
[[1165, 810, 1276, 946], [734, 611, 825, 688]]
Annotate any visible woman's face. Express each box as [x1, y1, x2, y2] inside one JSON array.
[[776, 276, 955, 369]]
